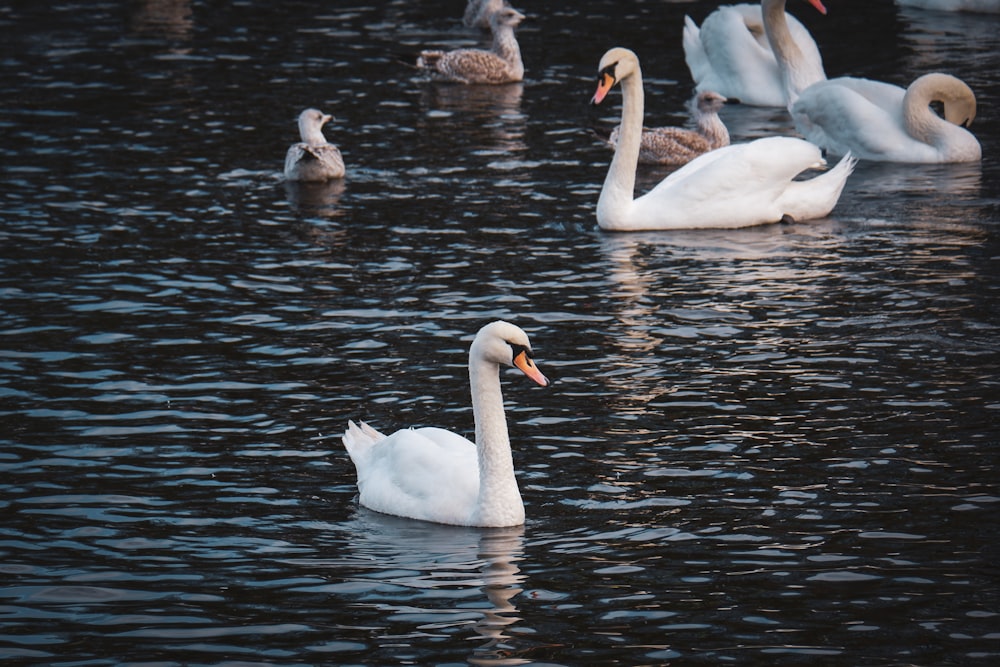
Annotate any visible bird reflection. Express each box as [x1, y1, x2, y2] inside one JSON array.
[[127, 0, 193, 44], [284, 178, 346, 216], [419, 82, 527, 153], [468, 528, 527, 666], [339, 510, 537, 663]]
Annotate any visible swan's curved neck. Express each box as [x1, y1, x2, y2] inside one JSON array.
[[470, 357, 521, 521], [762, 0, 816, 105], [597, 66, 643, 228], [902, 81, 979, 161]]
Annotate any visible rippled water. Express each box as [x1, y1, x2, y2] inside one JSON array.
[[2, 0, 999, 664]]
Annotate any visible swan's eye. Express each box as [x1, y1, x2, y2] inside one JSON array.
[[598, 62, 618, 86], [508, 343, 532, 360]]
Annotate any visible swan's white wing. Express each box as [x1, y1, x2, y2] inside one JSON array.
[[791, 78, 932, 161], [690, 6, 786, 105], [634, 137, 833, 229], [348, 426, 479, 525]]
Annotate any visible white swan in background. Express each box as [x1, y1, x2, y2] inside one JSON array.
[[342, 321, 549, 527], [683, 0, 828, 107], [598, 90, 731, 166], [283, 108, 345, 182], [591, 48, 855, 231], [791, 72, 982, 163], [416, 6, 525, 84], [896, 0, 1000, 12]]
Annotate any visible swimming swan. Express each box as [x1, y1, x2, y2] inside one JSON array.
[[592, 48, 855, 231], [343, 321, 549, 527], [283, 108, 345, 182], [683, 0, 828, 107], [791, 72, 982, 163]]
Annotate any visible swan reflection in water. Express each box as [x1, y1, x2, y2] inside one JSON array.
[[337, 511, 545, 664]]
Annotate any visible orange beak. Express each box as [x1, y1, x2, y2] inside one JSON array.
[[513, 350, 549, 387], [591, 72, 615, 106], [807, 0, 827, 15]]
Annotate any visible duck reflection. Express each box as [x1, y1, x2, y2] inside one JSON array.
[[340, 511, 533, 663]]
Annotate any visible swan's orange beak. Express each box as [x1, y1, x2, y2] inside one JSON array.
[[591, 71, 615, 106], [514, 350, 549, 387], [807, 0, 827, 15]]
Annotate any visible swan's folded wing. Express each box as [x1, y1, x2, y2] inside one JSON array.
[[354, 427, 479, 524], [792, 80, 913, 159], [693, 6, 784, 103]]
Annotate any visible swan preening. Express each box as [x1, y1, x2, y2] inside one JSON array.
[[343, 321, 548, 528], [599, 91, 731, 166], [683, 0, 982, 162], [683, 0, 828, 107], [592, 47, 854, 231], [416, 6, 525, 84], [791, 73, 982, 163], [283, 108, 345, 182]]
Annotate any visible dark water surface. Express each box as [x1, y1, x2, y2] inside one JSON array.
[[2, 0, 999, 664]]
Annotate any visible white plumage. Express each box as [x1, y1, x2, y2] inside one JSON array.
[[343, 321, 549, 528]]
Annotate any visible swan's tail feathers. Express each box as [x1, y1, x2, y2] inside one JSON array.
[[813, 152, 857, 216], [343, 420, 387, 463], [827, 151, 857, 183]]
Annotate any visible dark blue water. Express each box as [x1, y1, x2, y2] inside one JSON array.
[[2, 1, 998, 664]]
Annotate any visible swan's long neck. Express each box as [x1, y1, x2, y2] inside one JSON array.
[[762, 0, 817, 106], [492, 24, 523, 73], [597, 66, 643, 229], [470, 357, 522, 524]]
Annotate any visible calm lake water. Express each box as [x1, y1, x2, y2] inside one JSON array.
[[2, 0, 999, 664]]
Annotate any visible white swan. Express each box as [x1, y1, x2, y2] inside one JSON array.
[[342, 321, 549, 528], [591, 48, 855, 231], [416, 6, 525, 84], [283, 108, 345, 182], [599, 90, 731, 166], [683, 0, 827, 107], [791, 72, 982, 163]]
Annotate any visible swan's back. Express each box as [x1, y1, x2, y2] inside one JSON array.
[[630, 137, 839, 229], [343, 421, 480, 525]]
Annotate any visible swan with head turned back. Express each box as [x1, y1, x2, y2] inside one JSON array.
[[683, 0, 828, 107], [283, 108, 345, 182], [592, 47, 855, 232], [416, 6, 525, 84], [599, 90, 731, 166], [342, 321, 549, 528], [791, 73, 982, 163]]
